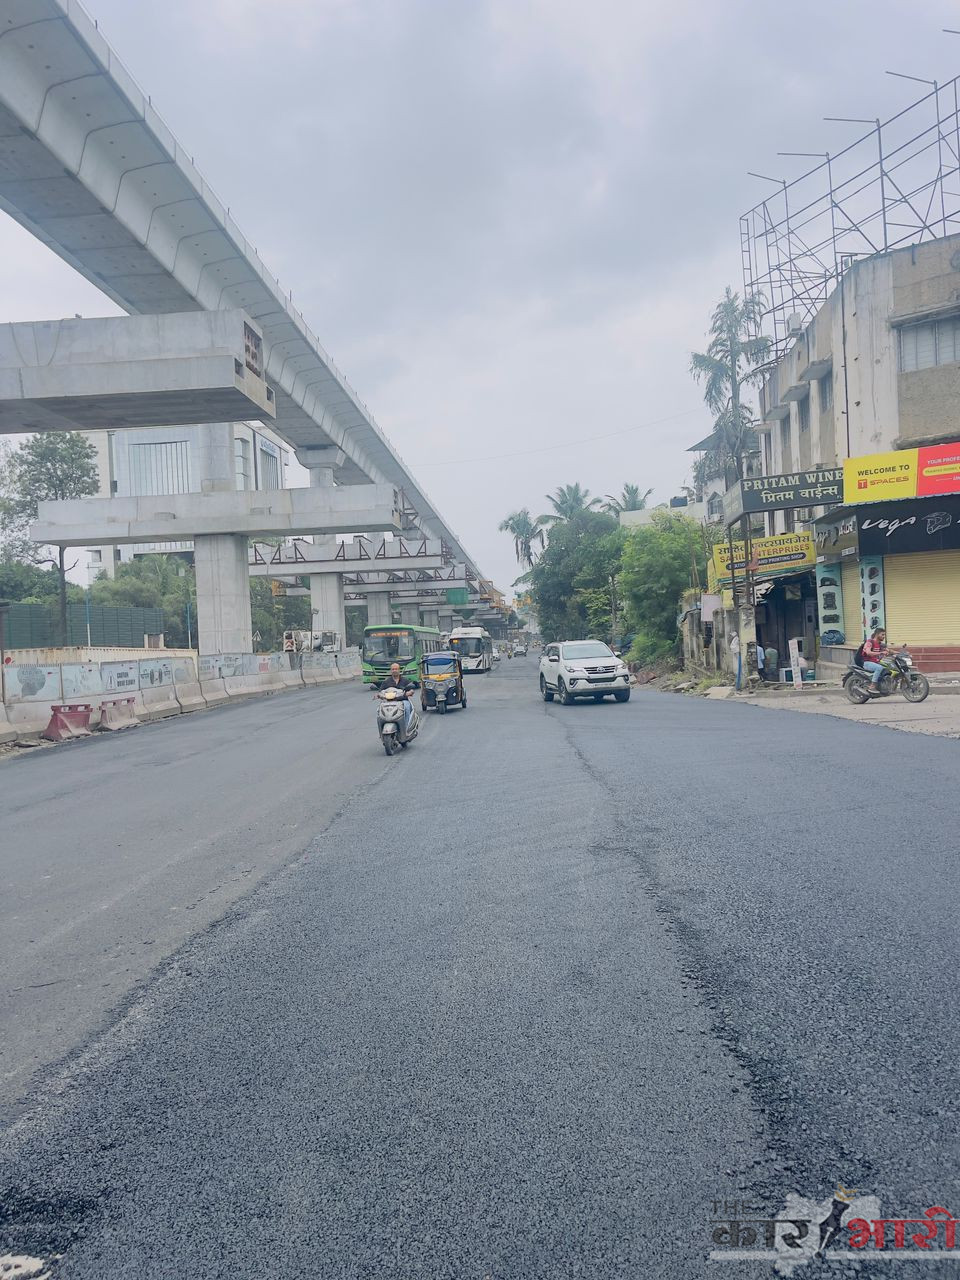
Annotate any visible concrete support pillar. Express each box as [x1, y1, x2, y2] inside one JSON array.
[[310, 572, 346, 645], [298, 445, 348, 644], [438, 610, 454, 635], [366, 593, 392, 626], [194, 534, 253, 655], [398, 604, 419, 625], [420, 608, 440, 630], [196, 423, 238, 492]]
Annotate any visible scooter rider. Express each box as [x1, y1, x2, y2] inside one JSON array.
[[376, 662, 415, 731]]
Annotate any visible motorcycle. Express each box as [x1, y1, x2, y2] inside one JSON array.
[[374, 686, 420, 756], [842, 647, 930, 705]]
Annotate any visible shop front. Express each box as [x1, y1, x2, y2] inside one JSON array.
[[706, 532, 817, 680], [813, 492, 960, 673]]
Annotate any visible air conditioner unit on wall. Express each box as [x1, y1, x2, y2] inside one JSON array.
[[787, 312, 803, 335]]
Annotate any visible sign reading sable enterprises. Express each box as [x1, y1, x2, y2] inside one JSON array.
[[711, 532, 815, 582], [723, 467, 843, 524], [843, 440, 960, 504]]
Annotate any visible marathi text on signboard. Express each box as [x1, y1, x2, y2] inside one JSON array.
[[711, 532, 815, 582], [843, 440, 960, 504], [723, 467, 843, 524]]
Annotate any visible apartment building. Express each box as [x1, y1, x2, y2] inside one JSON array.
[[755, 231, 960, 667]]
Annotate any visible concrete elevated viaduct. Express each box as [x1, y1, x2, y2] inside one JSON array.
[[0, 0, 496, 647]]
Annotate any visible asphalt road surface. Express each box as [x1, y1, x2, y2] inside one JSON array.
[[1, 658, 958, 1278]]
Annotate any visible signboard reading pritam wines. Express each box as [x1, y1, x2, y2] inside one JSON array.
[[723, 467, 843, 524]]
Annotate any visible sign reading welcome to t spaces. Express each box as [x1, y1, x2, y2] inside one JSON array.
[[843, 440, 960, 504]]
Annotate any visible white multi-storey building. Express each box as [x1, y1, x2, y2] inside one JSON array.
[[84, 422, 291, 581]]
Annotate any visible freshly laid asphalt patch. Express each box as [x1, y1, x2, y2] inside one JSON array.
[[2, 660, 957, 1276]]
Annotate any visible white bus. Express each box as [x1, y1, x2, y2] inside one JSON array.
[[449, 626, 493, 674]]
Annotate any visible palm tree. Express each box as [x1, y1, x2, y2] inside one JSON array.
[[498, 508, 547, 569], [540, 483, 602, 525], [690, 288, 770, 482], [604, 483, 653, 515]]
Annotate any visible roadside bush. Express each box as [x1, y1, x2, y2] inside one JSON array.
[[626, 629, 677, 667]]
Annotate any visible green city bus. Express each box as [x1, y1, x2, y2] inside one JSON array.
[[361, 623, 443, 686]]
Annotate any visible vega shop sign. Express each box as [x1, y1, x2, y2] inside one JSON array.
[[843, 440, 960, 504], [856, 493, 960, 555], [711, 532, 815, 582]]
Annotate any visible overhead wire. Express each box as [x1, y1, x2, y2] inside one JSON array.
[[414, 407, 705, 468]]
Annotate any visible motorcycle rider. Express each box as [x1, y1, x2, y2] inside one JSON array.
[[858, 626, 890, 694], [376, 662, 415, 732]]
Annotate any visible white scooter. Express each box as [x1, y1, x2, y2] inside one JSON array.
[[374, 686, 421, 756]]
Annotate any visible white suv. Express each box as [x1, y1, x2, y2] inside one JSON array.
[[539, 640, 631, 704]]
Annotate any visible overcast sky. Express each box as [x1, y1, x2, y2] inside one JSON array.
[[2, 0, 958, 591]]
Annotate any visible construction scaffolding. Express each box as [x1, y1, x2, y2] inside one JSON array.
[[741, 75, 960, 358]]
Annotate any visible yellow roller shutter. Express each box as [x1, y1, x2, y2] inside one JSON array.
[[884, 550, 960, 645], [840, 559, 862, 643]]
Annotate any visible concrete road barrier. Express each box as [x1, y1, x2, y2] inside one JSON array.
[[199, 677, 229, 706], [42, 703, 94, 741], [335, 650, 362, 678], [281, 664, 305, 689], [139, 686, 181, 720], [99, 697, 140, 731], [0, 701, 17, 745], [174, 682, 207, 712], [302, 653, 340, 685]]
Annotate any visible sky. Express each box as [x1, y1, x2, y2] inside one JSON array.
[[1, 0, 958, 593]]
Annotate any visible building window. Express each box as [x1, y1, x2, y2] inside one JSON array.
[[819, 375, 833, 414], [89, 549, 102, 564], [706, 493, 723, 520], [259, 448, 280, 490], [128, 441, 190, 496], [235, 438, 252, 490], [798, 395, 810, 432], [937, 316, 960, 365], [898, 318, 960, 371]]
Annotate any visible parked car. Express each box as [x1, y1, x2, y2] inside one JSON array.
[[539, 640, 631, 704]]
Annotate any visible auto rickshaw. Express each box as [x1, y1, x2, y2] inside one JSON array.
[[419, 649, 466, 714]]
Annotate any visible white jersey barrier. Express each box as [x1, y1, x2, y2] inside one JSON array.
[[137, 658, 180, 720], [198, 655, 230, 705], [1, 648, 361, 740], [335, 648, 362, 678], [301, 652, 340, 685], [172, 657, 205, 712]]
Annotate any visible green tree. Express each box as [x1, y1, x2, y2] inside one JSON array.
[[540, 483, 602, 527], [249, 577, 311, 652], [0, 558, 77, 606], [498, 508, 547, 569], [690, 288, 769, 483], [0, 433, 100, 641], [603, 483, 654, 515], [529, 510, 622, 642], [620, 511, 708, 664], [89, 554, 197, 648]]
